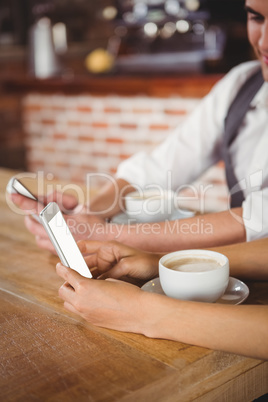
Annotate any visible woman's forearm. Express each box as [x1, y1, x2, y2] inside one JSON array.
[[209, 238, 268, 280], [56, 261, 268, 360], [141, 291, 268, 360]]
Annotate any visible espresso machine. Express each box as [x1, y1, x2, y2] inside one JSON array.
[[106, 0, 228, 73]]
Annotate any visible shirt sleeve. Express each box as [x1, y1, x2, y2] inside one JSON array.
[[243, 186, 268, 242], [115, 66, 244, 191]]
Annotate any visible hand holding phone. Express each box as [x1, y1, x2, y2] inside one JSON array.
[[39, 202, 92, 278], [6, 177, 41, 223]]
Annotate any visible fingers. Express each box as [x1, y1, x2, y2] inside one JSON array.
[[77, 240, 103, 254], [83, 253, 125, 279], [78, 240, 114, 272], [11, 191, 78, 217], [98, 259, 131, 279], [77, 240, 150, 279], [46, 191, 78, 212], [58, 281, 80, 314], [78, 241, 121, 276], [63, 300, 79, 315], [10, 194, 44, 215], [25, 215, 47, 237], [83, 254, 101, 278], [78, 239, 136, 259], [24, 216, 56, 253], [36, 236, 57, 254], [56, 263, 85, 291]]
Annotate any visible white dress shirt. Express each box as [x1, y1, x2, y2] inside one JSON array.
[[116, 61, 268, 241]]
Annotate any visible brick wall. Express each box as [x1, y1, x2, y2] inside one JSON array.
[[23, 92, 229, 211], [23, 93, 200, 182]]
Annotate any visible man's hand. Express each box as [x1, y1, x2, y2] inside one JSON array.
[[23, 211, 108, 253], [10, 190, 110, 252], [10, 190, 78, 214], [10, 191, 79, 253]]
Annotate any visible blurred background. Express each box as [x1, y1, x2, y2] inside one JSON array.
[[0, 0, 250, 75], [0, 0, 253, 211]]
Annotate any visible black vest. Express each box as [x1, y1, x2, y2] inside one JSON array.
[[222, 69, 264, 208]]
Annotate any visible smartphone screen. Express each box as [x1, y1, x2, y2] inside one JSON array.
[[45, 208, 92, 278]]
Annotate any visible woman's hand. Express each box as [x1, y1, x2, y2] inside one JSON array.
[[78, 240, 160, 281], [56, 263, 147, 333]]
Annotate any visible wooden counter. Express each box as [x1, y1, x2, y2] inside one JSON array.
[[3, 74, 222, 97], [0, 168, 268, 402]]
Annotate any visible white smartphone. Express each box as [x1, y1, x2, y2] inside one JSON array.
[[6, 177, 41, 223], [39, 202, 92, 278]]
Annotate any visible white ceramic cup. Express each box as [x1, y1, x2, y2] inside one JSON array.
[[124, 189, 175, 222], [159, 249, 229, 302]]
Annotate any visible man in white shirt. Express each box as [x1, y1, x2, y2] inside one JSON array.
[[12, 0, 268, 253]]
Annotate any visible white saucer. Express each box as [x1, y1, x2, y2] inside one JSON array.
[[111, 209, 195, 224], [141, 277, 249, 305]]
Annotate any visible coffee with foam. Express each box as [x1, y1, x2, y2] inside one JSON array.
[[159, 250, 229, 302], [164, 256, 222, 273]]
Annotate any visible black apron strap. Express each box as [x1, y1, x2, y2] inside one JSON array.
[[222, 69, 264, 208]]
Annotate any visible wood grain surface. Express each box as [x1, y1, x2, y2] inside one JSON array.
[[0, 168, 267, 402]]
